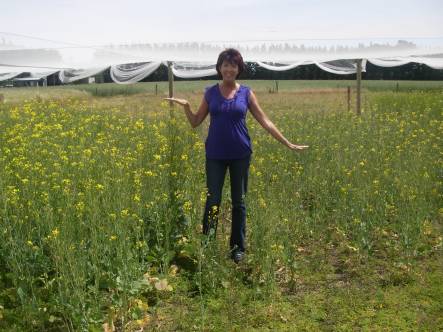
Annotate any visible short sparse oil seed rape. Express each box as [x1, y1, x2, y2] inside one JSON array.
[[0, 89, 441, 331]]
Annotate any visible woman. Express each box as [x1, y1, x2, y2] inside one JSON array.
[[165, 48, 308, 263]]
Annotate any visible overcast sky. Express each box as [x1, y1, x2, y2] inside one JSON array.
[[1, 0, 442, 46]]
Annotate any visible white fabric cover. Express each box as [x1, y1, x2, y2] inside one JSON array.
[[169, 62, 217, 78], [0, 69, 58, 82], [110, 62, 162, 84], [315, 59, 367, 75], [0, 72, 21, 82], [28, 70, 59, 79], [13, 77, 42, 82], [368, 57, 411, 67], [257, 61, 312, 71], [0, 65, 58, 74], [59, 67, 108, 84], [369, 56, 443, 70], [257, 59, 367, 74], [416, 57, 443, 70]]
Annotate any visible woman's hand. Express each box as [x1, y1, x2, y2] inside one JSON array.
[[287, 142, 309, 151], [163, 97, 209, 128], [163, 97, 189, 107]]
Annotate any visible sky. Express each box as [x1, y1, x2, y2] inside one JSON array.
[[1, 0, 442, 47]]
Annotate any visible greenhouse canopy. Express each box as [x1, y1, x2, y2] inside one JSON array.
[[1, 37, 442, 84]]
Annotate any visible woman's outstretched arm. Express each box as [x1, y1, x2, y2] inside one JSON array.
[[163, 97, 209, 128], [248, 90, 308, 151]]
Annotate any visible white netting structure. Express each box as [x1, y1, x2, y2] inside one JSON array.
[[315, 59, 367, 75], [11, 70, 59, 86], [59, 67, 109, 84], [368, 56, 443, 70], [27, 70, 59, 79], [110, 62, 162, 84], [258, 59, 368, 75], [257, 61, 310, 72], [0, 72, 21, 81], [1, 35, 442, 83], [169, 62, 217, 79]]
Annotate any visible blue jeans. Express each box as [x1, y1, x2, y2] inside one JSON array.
[[202, 155, 251, 252]]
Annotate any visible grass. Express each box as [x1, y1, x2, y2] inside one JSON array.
[[0, 80, 442, 331], [2, 79, 443, 103], [150, 258, 443, 331]]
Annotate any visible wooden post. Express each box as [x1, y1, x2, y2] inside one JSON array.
[[356, 59, 362, 115], [167, 61, 174, 107], [275, 80, 279, 93], [155, 83, 158, 95], [347, 86, 351, 112]]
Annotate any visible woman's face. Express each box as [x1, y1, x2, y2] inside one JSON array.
[[219, 60, 239, 82]]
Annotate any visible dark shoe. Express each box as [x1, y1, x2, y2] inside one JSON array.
[[231, 249, 245, 264]]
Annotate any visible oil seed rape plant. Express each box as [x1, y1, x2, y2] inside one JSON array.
[[0, 89, 441, 330]]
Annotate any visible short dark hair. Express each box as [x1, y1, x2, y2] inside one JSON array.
[[216, 48, 246, 79]]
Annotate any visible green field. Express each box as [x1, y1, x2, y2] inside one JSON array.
[[2, 80, 443, 101], [0, 81, 442, 331]]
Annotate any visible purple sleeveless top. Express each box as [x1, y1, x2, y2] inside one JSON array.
[[204, 83, 252, 159]]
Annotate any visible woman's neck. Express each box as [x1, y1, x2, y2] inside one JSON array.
[[221, 80, 237, 89]]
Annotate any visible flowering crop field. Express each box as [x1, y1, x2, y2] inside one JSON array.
[[0, 82, 442, 331]]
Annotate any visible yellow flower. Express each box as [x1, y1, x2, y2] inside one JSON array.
[[51, 228, 59, 238], [183, 201, 192, 213], [134, 119, 145, 130], [83, 149, 92, 158]]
